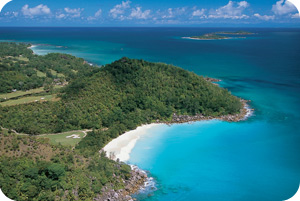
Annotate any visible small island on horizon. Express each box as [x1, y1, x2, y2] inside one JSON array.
[[188, 33, 230, 40], [184, 30, 254, 40]]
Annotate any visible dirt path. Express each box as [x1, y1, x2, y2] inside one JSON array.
[[82, 130, 92, 138]]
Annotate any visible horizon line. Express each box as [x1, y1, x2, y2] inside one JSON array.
[[0, 26, 300, 28]]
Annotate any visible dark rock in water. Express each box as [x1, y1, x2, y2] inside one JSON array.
[[204, 77, 221, 82]]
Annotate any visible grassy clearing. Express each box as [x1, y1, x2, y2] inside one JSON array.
[[0, 94, 58, 106], [35, 69, 46, 77], [16, 56, 29, 62], [0, 87, 45, 99], [0, 85, 63, 100], [2, 56, 29, 62], [50, 69, 65, 78], [37, 131, 85, 146]]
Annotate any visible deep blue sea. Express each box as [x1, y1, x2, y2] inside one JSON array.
[[1, 27, 299, 201]]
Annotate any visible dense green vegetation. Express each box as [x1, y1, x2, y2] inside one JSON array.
[[0, 42, 97, 94], [0, 45, 242, 156], [0, 131, 132, 201]]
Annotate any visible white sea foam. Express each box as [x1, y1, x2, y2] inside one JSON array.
[[243, 103, 254, 120], [29, 45, 42, 55], [130, 165, 157, 196]]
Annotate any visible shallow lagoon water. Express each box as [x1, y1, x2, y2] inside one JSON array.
[[1, 27, 299, 201]]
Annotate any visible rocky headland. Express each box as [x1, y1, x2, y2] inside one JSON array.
[[94, 165, 147, 201]]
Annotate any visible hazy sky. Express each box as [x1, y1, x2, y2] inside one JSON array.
[[0, 0, 299, 26]]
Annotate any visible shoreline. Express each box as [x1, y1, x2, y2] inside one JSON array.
[[103, 123, 162, 162], [103, 100, 252, 163], [29, 43, 95, 66], [102, 124, 162, 200], [102, 100, 253, 197], [166, 99, 252, 124]]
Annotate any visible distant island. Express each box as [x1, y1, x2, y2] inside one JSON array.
[[184, 30, 254, 40], [187, 34, 230, 40], [0, 42, 249, 201]]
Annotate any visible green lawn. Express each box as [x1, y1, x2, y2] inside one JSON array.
[[50, 69, 65, 78], [37, 131, 85, 146], [35, 69, 46, 77], [0, 87, 45, 100], [0, 94, 56, 106], [0, 85, 63, 101], [16, 56, 29, 62]]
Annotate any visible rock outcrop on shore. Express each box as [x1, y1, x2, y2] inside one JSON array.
[[95, 166, 147, 201], [204, 77, 221, 82], [165, 99, 251, 124]]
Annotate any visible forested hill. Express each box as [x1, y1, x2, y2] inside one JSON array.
[[0, 42, 97, 94], [1, 48, 242, 154]]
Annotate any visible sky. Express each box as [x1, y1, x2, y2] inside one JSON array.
[[0, 0, 299, 27]]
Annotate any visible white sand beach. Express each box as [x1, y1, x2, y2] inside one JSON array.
[[103, 123, 162, 162], [103, 100, 253, 163]]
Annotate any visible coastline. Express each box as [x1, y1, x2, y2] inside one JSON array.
[[102, 100, 253, 198], [29, 43, 95, 66], [102, 124, 162, 200], [166, 99, 252, 124], [103, 100, 252, 162], [103, 123, 162, 162]]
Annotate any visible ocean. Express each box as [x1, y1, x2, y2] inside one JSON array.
[[1, 27, 299, 201]]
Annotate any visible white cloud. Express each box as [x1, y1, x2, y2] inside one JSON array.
[[95, 9, 102, 17], [109, 0, 131, 19], [192, 9, 206, 17], [254, 13, 275, 20], [272, 0, 297, 15], [162, 8, 173, 18], [129, 7, 151, 19], [152, 7, 189, 24], [22, 4, 51, 17], [238, 1, 249, 8], [12, 11, 18, 17], [56, 13, 65, 19], [208, 1, 249, 19], [291, 13, 300, 18], [162, 7, 186, 19], [64, 8, 84, 18], [1, 11, 18, 18], [87, 9, 102, 21]]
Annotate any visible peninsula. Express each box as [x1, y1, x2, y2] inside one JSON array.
[[0, 42, 248, 200]]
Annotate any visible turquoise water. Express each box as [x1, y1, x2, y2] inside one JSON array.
[[0, 27, 299, 201]]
